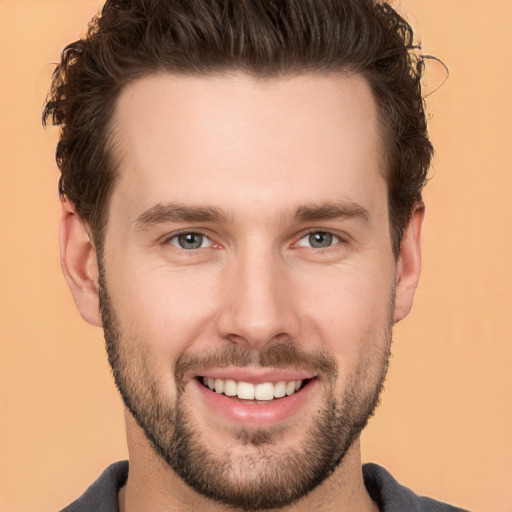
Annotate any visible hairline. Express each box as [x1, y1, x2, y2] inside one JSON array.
[[90, 68, 398, 258]]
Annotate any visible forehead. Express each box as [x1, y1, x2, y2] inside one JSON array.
[[109, 72, 386, 222]]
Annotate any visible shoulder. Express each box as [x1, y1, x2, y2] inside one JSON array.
[[60, 460, 129, 512], [362, 463, 469, 512]]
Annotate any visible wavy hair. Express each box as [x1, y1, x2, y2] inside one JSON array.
[[43, 0, 434, 256]]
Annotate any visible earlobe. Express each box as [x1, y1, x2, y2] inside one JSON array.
[[59, 200, 102, 327], [393, 203, 425, 323]]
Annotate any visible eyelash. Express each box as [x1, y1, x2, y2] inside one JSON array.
[[162, 229, 344, 252], [296, 231, 343, 253], [163, 230, 215, 250]]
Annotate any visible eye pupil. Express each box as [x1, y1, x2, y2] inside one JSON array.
[[309, 232, 333, 248], [178, 233, 203, 249]]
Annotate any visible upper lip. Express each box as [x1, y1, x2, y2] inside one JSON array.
[[185, 367, 317, 384]]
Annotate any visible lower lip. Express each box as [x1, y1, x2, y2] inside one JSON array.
[[190, 378, 319, 426]]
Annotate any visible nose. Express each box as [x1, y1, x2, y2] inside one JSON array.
[[216, 245, 300, 349]]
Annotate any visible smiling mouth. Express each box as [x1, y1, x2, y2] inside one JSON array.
[[198, 376, 311, 402]]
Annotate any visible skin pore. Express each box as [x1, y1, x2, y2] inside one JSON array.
[[60, 72, 423, 511]]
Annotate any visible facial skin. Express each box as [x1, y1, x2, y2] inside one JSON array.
[[60, 72, 423, 511]]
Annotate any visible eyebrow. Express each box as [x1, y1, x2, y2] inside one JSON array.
[[134, 200, 370, 230], [134, 203, 229, 230], [294, 202, 370, 223]]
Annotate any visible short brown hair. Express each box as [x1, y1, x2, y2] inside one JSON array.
[[43, 0, 433, 256]]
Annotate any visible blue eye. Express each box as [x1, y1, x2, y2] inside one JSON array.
[[169, 232, 212, 250], [297, 231, 340, 249]]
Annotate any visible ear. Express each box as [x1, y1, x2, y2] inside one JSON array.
[[393, 202, 425, 323], [59, 199, 102, 327]]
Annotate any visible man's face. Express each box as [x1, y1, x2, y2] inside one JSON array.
[[100, 72, 398, 509]]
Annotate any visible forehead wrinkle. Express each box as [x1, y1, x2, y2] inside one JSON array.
[[134, 202, 230, 230]]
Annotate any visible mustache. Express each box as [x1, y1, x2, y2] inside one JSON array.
[[174, 342, 338, 387]]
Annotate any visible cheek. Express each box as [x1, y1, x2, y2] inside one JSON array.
[[106, 262, 223, 358], [296, 261, 394, 364]]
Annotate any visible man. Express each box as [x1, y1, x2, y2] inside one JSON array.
[[44, 0, 466, 510]]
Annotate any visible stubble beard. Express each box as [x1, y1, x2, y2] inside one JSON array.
[[98, 268, 392, 511]]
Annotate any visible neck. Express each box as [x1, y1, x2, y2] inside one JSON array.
[[119, 412, 378, 512]]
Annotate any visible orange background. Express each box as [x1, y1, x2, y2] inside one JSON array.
[[0, 1, 511, 510]]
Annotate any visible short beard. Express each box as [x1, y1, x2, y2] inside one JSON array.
[[99, 266, 392, 511]]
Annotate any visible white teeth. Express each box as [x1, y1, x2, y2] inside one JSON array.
[[286, 381, 296, 396], [214, 378, 224, 394], [203, 377, 306, 400], [274, 381, 286, 398], [255, 382, 274, 400], [237, 381, 255, 400], [224, 379, 237, 396]]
